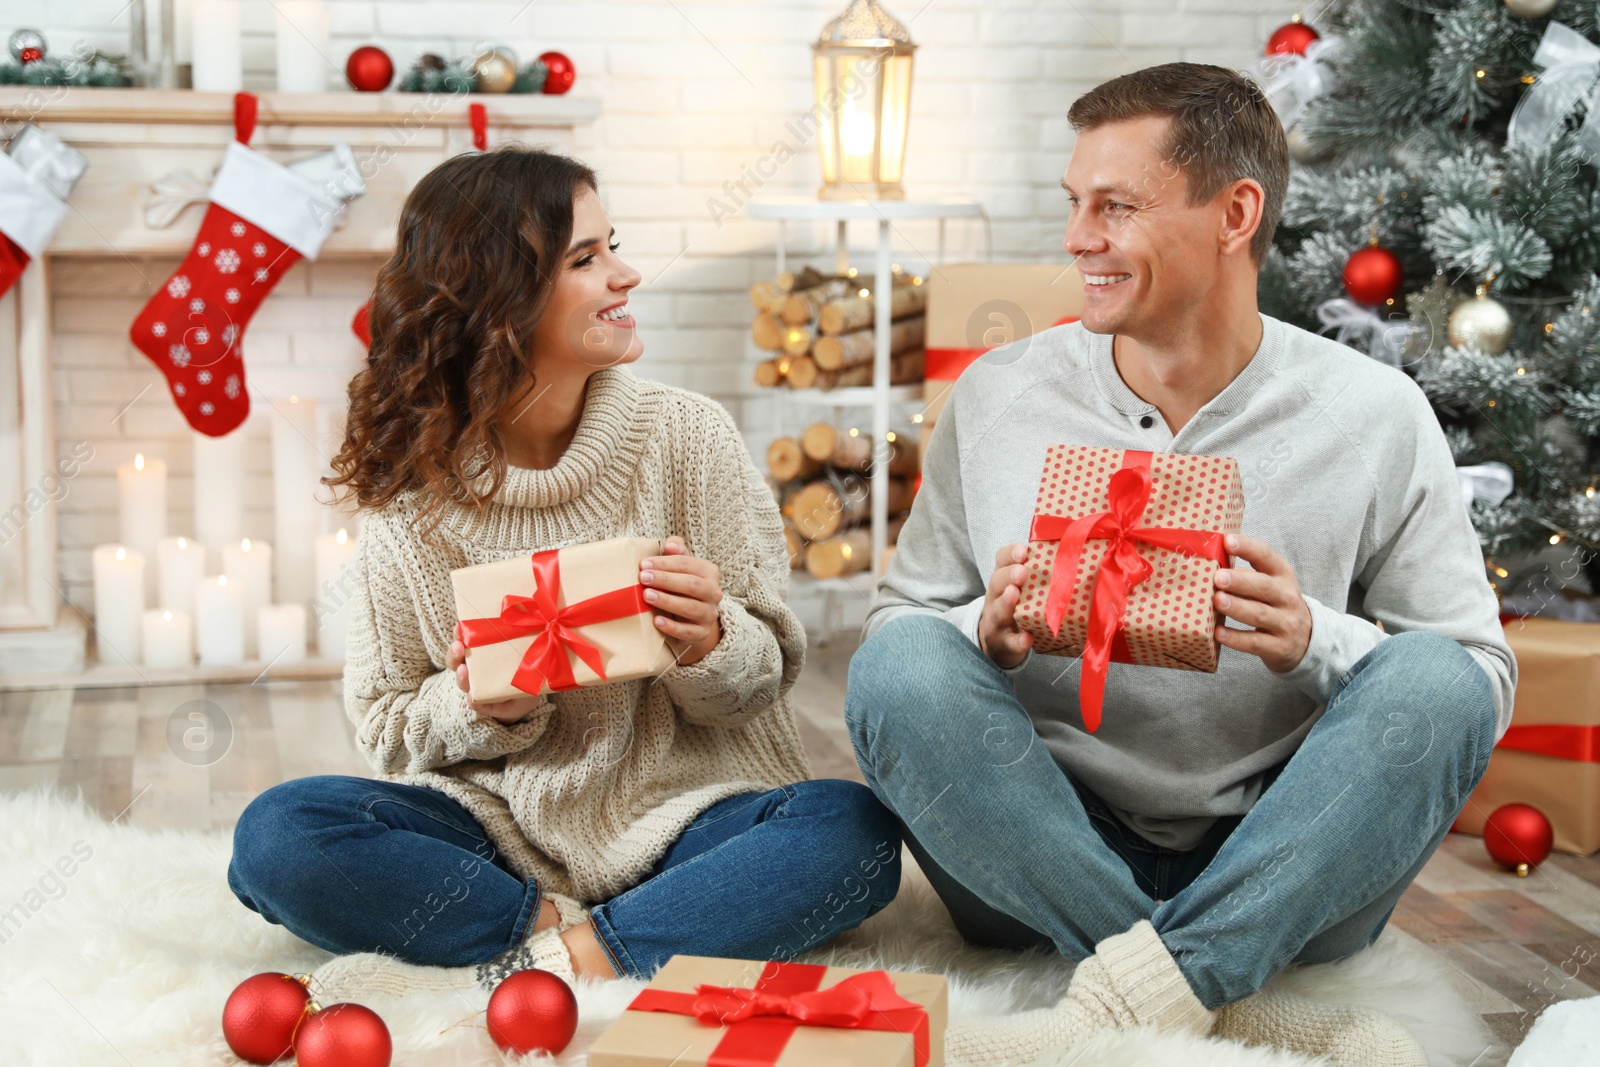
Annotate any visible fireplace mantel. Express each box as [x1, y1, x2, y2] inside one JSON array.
[[0, 88, 599, 679]]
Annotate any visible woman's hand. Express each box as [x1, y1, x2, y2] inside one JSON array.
[[641, 536, 723, 666], [448, 637, 543, 724]]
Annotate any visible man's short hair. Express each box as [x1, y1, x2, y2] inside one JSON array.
[[1067, 63, 1288, 264]]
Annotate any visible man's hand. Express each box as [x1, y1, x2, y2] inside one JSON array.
[[448, 638, 544, 724], [1214, 533, 1313, 674], [978, 543, 1034, 670], [641, 536, 723, 667]]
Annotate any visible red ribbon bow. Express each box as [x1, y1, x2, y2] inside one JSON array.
[[454, 549, 650, 695], [628, 962, 929, 1067], [1028, 450, 1228, 733]]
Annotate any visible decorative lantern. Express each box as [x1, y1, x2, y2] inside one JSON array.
[[812, 0, 916, 200]]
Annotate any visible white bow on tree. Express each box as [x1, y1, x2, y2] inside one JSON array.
[[1316, 297, 1411, 366], [1255, 36, 1343, 130], [1507, 21, 1600, 161], [1456, 461, 1514, 511]]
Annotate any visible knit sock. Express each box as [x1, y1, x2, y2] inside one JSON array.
[[947, 919, 1214, 1064], [1210, 989, 1428, 1067], [475, 925, 578, 990]]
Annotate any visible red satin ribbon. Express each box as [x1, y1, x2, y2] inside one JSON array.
[[1496, 724, 1600, 763], [469, 102, 488, 151], [925, 315, 1080, 380], [234, 92, 257, 145], [627, 962, 929, 1067], [1028, 449, 1228, 733], [454, 549, 650, 695]]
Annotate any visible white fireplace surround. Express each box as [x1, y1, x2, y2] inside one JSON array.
[[0, 88, 599, 680]]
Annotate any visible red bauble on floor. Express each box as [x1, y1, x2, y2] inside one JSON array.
[[221, 972, 312, 1064], [294, 1002, 392, 1067], [487, 968, 580, 1055], [1484, 802, 1554, 875]]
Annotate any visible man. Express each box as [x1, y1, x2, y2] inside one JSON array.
[[845, 63, 1514, 1066]]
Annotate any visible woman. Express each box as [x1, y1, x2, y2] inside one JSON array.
[[226, 147, 901, 997]]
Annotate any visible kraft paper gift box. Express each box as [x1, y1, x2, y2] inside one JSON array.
[[1451, 616, 1600, 856], [449, 536, 679, 704], [588, 955, 948, 1067], [920, 263, 1083, 465], [1015, 445, 1245, 733]]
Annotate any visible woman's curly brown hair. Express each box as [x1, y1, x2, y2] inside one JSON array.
[[325, 146, 598, 538]]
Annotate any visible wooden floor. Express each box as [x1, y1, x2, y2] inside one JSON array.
[[3, 638, 1597, 1064]]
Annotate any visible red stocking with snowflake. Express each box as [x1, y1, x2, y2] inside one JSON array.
[[130, 94, 359, 437], [0, 127, 82, 300]]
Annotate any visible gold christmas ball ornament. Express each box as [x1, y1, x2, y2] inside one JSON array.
[[1288, 124, 1332, 163], [471, 48, 517, 93], [1448, 294, 1514, 355], [1503, 0, 1558, 17]]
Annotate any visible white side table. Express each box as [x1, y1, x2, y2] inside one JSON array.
[[744, 197, 986, 634]]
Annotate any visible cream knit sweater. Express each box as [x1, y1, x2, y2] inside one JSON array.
[[341, 367, 812, 903]]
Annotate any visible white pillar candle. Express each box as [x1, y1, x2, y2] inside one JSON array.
[[92, 544, 146, 668], [118, 452, 167, 600], [193, 430, 243, 573], [158, 535, 206, 615], [258, 603, 308, 664], [222, 537, 272, 657], [195, 575, 245, 666], [270, 396, 320, 609], [274, 0, 330, 93], [141, 609, 194, 669], [174, 0, 195, 64], [314, 526, 357, 660], [191, 0, 242, 92]]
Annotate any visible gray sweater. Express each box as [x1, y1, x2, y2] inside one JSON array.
[[865, 312, 1516, 850]]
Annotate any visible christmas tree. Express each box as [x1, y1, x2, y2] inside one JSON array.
[[1253, 0, 1600, 593]]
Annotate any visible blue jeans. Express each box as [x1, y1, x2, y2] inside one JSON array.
[[844, 614, 1497, 1010], [228, 776, 901, 979]]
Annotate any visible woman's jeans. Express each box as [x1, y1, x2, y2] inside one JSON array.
[[844, 614, 1499, 1011], [228, 777, 901, 979]]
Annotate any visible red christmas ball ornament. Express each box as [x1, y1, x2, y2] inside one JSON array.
[[487, 968, 579, 1055], [538, 51, 576, 95], [19, 46, 42, 63], [1484, 803, 1553, 875], [221, 972, 312, 1064], [1343, 245, 1405, 306], [294, 1002, 392, 1067], [345, 46, 394, 92], [1266, 20, 1320, 56]]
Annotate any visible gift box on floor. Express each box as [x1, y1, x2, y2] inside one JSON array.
[[921, 264, 1083, 458], [1451, 616, 1600, 856], [588, 955, 948, 1067], [449, 536, 678, 703], [1016, 445, 1245, 733]]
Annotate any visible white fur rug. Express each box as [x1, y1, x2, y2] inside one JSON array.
[[0, 787, 1499, 1066]]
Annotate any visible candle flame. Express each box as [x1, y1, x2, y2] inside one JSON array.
[[163, 610, 172, 621], [241, 538, 252, 551], [290, 395, 299, 404], [115, 546, 126, 561], [218, 575, 229, 586], [336, 528, 348, 544], [177, 536, 187, 549], [134, 453, 145, 471]]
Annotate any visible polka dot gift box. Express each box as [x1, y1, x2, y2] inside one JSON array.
[[1016, 445, 1245, 733]]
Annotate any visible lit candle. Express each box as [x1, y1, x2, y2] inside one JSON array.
[[158, 535, 206, 615], [193, 430, 243, 572], [191, 0, 242, 92], [195, 575, 245, 666], [258, 603, 308, 664], [92, 544, 146, 668], [314, 526, 357, 659], [141, 609, 194, 669], [222, 537, 272, 657], [271, 396, 320, 609], [274, 0, 331, 93], [118, 452, 167, 600]]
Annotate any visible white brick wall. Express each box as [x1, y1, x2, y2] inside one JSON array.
[[14, 0, 1288, 624]]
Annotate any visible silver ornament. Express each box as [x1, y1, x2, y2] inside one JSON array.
[[7, 28, 44, 62], [1448, 295, 1514, 355], [1502, 0, 1558, 17]]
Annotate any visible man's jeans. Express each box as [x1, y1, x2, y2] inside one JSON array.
[[844, 614, 1498, 1010]]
